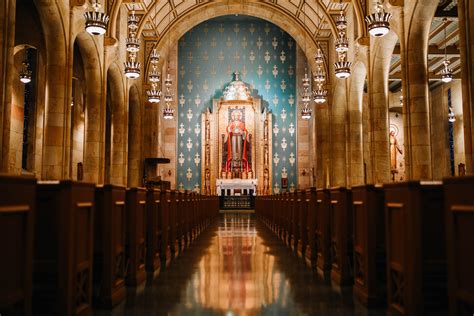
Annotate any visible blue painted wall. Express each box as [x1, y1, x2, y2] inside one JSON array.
[[177, 16, 297, 193]]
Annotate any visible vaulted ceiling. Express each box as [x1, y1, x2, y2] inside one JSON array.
[[123, 0, 351, 40]]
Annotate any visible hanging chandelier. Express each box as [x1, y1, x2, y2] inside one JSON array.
[[365, 0, 392, 37], [162, 71, 174, 119], [441, 18, 453, 83], [301, 71, 312, 120], [124, 56, 140, 79], [84, 0, 109, 36], [314, 48, 324, 64], [334, 2, 351, 79], [124, 6, 140, 79], [448, 107, 456, 123], [19, 48, 32, 84], [313, 44, 327, 104], [147, 49, 161, 103]]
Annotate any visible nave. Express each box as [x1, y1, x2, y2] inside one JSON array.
[[96, 214, 383, 316]]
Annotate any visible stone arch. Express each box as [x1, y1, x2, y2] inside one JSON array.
[[146, 3, 330, 74], [1, 0, 47, 175], [369, 30, 399, 183], [127, 84, 142, 187], [403, 0, 439, 180], [33, 0, 69, 179], [73, 30, 104, 183], [105, 62, 127, 185]]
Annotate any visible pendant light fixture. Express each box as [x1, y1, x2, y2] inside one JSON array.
[[162, 12, 174, 119], [147, 49, 161, 103], [313, 44, 327, 104], [84, 0, 109, 36], [300, 1, 312, 120], [441, 18, 453, 83], [19, 47, 32, 84], [334, 1, 352, 79], [365, 0, 392, 37], [124, 3, 140, 79]]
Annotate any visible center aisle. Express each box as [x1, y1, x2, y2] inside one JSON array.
[[96, 214, 384, 315]]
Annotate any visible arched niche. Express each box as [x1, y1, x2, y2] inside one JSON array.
[[5, 0, 46, 175]]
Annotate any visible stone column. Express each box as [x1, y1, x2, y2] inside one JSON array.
[[368, 33, 398, 184], [348, 58, 367, 186], [331, 79, 348, 187], [0, 0, 16, 172], [401, 1, 437, 180], [35, 1, 70, 180], [458, 0, 474, 175]]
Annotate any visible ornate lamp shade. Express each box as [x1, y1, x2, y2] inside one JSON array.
[[365, 2, 392, 37], [84, 1, 109, 36], [334, 61, 352, 79], [124, 59, 140, 79], [126, 35, 140, 53], [441, 60, 453, 83], [335, 33, 349, 53], [147, 86, 161, 103], [301, 105, 312, 120], [313, 88, 327, 104], [163, 104, 175, 120], [19, 61, 32, 84]]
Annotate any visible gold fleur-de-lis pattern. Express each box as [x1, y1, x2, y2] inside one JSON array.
[[178, 16, 297, 192]]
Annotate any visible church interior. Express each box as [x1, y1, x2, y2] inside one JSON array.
[[1, 0, 473, 315]]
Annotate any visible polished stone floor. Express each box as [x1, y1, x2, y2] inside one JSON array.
[[96, 214, 385, 316]]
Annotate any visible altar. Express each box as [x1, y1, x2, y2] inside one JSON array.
[[201, 72, 272, 196], [216, 179, 257, 196]]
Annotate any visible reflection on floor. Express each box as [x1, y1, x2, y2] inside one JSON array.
[[95, 214, 385, 315]]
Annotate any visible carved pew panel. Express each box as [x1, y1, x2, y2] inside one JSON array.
[[0, 175, 36, 316], [93, 184, 126, 307], [145, 188, 161, 279], [384, 181, 447, 315], [304, 188, 317, 268], [444, 176, 474, 315], [34, 181, 95, 316], [316, 189, 331, 279], [125, 188, 147, 287], [352, 184, 386, 307], [160, 190, 171, 267], [329, 187, 353, 286]]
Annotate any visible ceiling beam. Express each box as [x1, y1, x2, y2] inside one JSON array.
[[392, 44, 460, 56], [389, 72, 461, 80]]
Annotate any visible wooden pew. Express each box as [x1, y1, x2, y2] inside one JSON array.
[[329, 187, 353, 286], [297, 190, 308, 259], [283, 192, 291, 245], [0, 175, 36, 316], [352, 184, 386, 307], [125, 187, 147, 287], [184, 191, 192, 247], [443, 176, 474, 315], [169, 190, 178, 258], [316, 189, 331, 279], [34, 181, 95, 316], [384, 181, 447, 315], [160, 190, 171, 267], [304, 188, 317, 268], [93, 184, 126, 307], [145, 188, 161, 279], [290, 191, 298, 252]]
